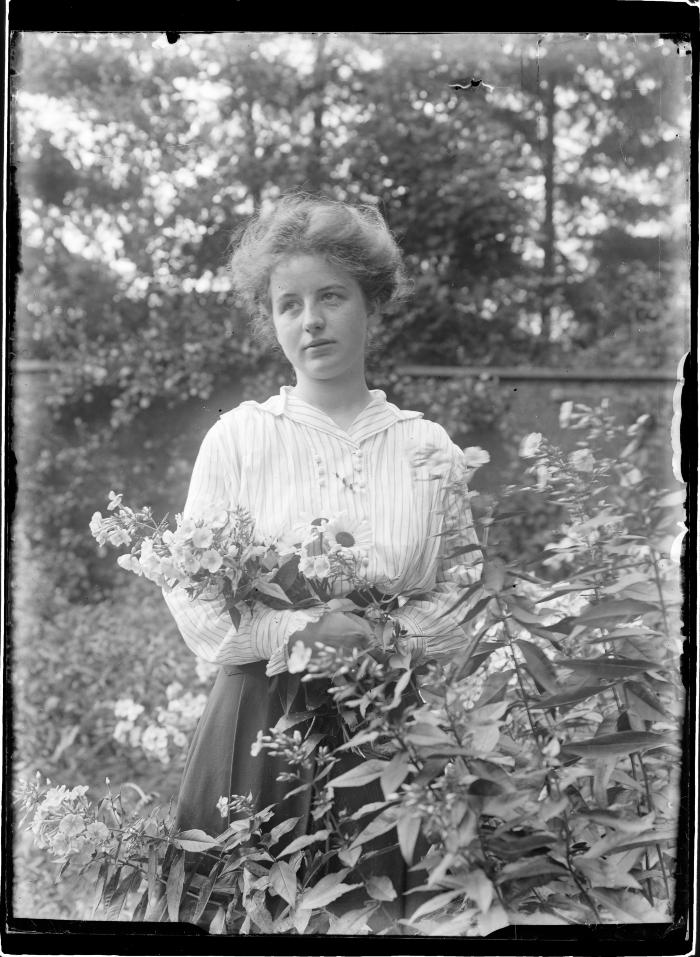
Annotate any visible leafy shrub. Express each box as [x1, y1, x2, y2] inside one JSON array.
[[11, 569, 209, 796], [15, 404, 686, 933]]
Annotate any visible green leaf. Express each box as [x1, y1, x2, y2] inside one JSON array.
[[298, 870, 362, 911], [172, 827, 220, 852], [209, 906, 227, 934], [446, 543, 484, 559], [407, 888, 464, 922], [92, 861, 109, 918], [516, 639, 559, 694], [462, 869, 495, 913], [104, 868, 142, 921], [328, 904, 378, 934], [349, 808, 398, 850], [349, 800, 388, 821], [366, 875, 398, 901], [496, 855, 569, 884], [575, 597, 658, 625], [337, 844, 363, 868], [481, 558, 507, 595], [327, 759, 388, 788], [192, 863, 222, 925], [396, 812, 422, 864], [474, 669, 514, 707], [510, 604, 545, 625], [277, 830, 329, 857], [130, 888, 149, 923], [593, 826, 677, 855], [268, 816, 301, 846], [380, 751, 412, 797], [459, 595, 494, 625], [268, 860, 297, 907], [624, 680, 669, 722], [251, 579, 292, 604], [272, 711, 313, 733], [561, 730, 671, 759], [553, 656, 659, 679], [440, 580, 483, 619], [528, 681, 617, 710], [166, 853, 186, 922], [455, 640, 505, 679]]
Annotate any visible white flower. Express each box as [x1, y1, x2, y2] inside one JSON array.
[[324, 513, 372, 554], [462, 447, 490, 469], [166, 682, 183, 700], [114, 698, 145, 721], [195, 658, 218, 684], [141, 725, 170, 764], [89, 512, 105, 540], [117, 553, 143, 575], [42, 786, 69, 810], [558, 401, 574, 428], [200, 506, 230, 529], [288, 640, 313, 674], [519, 432, 543, 459], [58, 813, 85, 838], [536, 464, 550, 490], [191, 526, 214, 549], [250, 730, 265, 757], [107, 490, 123, 511], [128, 726, 142, 748], [85, 821, 111, 845], [107, 528, 131, 547], [68, 786, 89, 800], [216, 796, 229, 818], [113, 720, 133, 745], [569, 448, 595, 473], [200, 549, 223, 572], [313, 554, 331, 579]]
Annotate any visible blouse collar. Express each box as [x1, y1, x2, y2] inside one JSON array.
[[255, 386, 422, 444]]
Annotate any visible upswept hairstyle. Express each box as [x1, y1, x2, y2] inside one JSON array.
[[228, 193, 409, 345]]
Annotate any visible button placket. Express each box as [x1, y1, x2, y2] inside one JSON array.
[[352, 446, 367, 492]]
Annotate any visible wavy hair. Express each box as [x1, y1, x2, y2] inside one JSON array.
[[228, 193, 410, 345]]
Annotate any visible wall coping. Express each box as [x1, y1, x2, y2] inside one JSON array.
[[396, 364, 678, 384], [12, 358, 678, 385]]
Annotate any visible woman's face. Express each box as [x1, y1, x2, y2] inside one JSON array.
[[269, 255, 376, 385]]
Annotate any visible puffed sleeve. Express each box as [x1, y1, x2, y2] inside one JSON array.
[[162, 416, 321, 676], [391, 444, 485, 662]]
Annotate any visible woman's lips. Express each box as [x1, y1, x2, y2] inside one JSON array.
[[305, 340, 335, 350]]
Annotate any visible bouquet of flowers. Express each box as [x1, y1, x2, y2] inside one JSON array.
[[89, 493, 405, 648]]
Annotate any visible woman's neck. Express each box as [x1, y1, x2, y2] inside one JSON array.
[[291, 375, 372, 430]]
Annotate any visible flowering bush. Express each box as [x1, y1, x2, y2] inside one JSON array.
[[112, 683, 209, 766], [18, 404, 686, 933]]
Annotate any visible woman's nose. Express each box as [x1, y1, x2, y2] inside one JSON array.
[[302, 302, 325, 330]]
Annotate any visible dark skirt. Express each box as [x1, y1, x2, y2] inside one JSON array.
[[176, 662, 427, 923]]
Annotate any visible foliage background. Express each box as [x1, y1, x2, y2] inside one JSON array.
[[8, 31, 690, 924]]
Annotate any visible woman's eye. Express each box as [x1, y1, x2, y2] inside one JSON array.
[[322, 292, 341, 303]]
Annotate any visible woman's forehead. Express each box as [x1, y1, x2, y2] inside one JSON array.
[[269, 255, 354, 292]]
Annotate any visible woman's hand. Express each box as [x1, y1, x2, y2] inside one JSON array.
[[289, 611, 377, 655]]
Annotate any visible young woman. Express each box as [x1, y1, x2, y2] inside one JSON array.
[[163, 193, 483, 917]]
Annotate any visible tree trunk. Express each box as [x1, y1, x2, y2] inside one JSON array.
[[540, 73, 557, 344], [306, 33, 328, 192]]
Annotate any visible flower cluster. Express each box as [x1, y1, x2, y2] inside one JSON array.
[[17, 776, 114, 865], [113, 684, 208, 765]]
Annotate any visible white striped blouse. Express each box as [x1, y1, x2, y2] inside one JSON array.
[[163, 386, 483, 675]]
